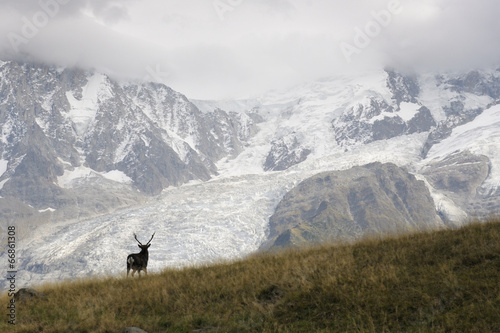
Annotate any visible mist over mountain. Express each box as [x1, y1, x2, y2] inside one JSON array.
[[2, 1, 500, 99]]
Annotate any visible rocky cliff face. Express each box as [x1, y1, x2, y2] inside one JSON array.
[[262, 163, 444, 250], [0, 61, 259, 221], [332, 71, 436, 148]]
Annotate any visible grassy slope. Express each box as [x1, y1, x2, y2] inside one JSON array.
[[2, 219, 500, 332]]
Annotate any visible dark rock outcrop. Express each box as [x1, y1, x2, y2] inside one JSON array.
[[14, 288, 44, 302], [264, 134, 311, 171], [262, 162, 443, 250]]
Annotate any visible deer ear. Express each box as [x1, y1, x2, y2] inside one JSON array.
[[147, 244, 151, 248], [138, 245, 141, 249]]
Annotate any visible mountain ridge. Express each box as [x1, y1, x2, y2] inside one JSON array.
[[1, 60, 500, 288], [0, 60, 260, 223]]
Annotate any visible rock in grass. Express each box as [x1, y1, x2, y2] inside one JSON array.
[[14, 288, 44, 302], [123, 327, 148, 333]]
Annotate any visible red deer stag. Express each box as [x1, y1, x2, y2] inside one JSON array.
[[127, 232, 155, 277]]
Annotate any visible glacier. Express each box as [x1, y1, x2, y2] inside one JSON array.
[[2, 132, 430, 289]]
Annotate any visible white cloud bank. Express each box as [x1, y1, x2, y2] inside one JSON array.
[[1, 0, 500, 99]]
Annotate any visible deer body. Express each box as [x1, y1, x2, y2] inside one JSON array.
[[127, 233, 155, 277]]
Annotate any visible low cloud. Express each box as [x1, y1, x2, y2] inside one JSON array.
[[1, 0, 500, 99]]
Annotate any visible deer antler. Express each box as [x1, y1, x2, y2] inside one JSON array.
[[146, 232, 155, 245], [134, 233, 143, 245]]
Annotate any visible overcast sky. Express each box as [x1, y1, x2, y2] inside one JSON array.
[[1, 0, 500, 99]]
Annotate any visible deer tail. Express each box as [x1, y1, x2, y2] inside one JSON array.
[[127, 256, 134, 269]]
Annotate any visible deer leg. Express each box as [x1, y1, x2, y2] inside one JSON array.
[[127, 268, 130, 277], [143, 268, 148, 275]]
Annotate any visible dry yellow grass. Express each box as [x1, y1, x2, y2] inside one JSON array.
[[2, 218, 500, 332]]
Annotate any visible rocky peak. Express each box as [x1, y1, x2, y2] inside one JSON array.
[[385, 69, 420, 105]]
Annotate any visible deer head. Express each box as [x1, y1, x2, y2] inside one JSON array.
[[134, 232, 155, 251]]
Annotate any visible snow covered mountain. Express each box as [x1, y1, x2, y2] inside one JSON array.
[[1, 60, 500, 288], [0, 60, 259, 224]]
